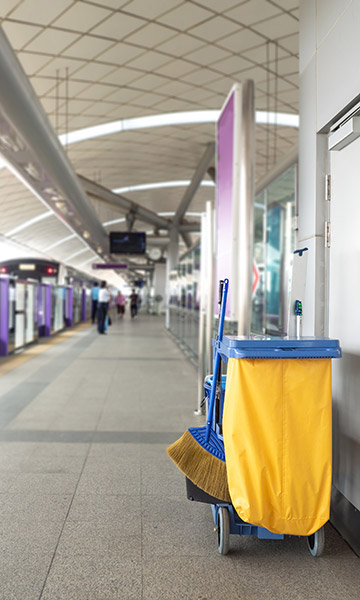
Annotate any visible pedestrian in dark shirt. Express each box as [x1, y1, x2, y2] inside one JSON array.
[[130, 289, 139, 319]]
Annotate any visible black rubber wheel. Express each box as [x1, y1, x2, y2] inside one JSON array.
[[306, 526, 325, 557], [217, 506, 230, 555]]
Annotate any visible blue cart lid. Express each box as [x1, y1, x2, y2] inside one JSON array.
[[218, 336, 342, 359]]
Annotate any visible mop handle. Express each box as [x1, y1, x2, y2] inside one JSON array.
[[205, 278, 229, 441]]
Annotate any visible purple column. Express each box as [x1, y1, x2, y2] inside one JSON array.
[[66, 287, 73, 327], [81, 288, 86, 322], [0, 277, 9, 356], [38, 284, 44, 337], [44, 284, 51, 336], [39, 284, 51, 337]]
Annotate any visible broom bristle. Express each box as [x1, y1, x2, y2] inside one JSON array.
[[167, 430, 231, 502]]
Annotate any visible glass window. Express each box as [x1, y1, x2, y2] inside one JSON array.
[[251, 164, 297, 335]]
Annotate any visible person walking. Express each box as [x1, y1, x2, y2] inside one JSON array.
[[115, 290, 126, 318], [91, 282, 99, 324], [97, 280, 110, 334], [130, 288, 139, 319]]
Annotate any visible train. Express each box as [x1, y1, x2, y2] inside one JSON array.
[[0, 258, 101, 356]]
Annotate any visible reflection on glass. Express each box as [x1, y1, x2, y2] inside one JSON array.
[[72, 282, 82, 324], [169, 246, 200, 364], [52, 285, 65, 332], [25, 283, 35, 343], [251, 164, 296, 335]]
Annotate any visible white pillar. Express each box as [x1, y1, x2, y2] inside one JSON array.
[[196, 201, 214, 413], [165, 227, 179, 329], [236, 79, 255, 336]]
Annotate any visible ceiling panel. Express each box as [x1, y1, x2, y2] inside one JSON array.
[[1, 21, 42, 49], [124, 0, 184, 21], [9, 0, 73, 26], [0, 0, 300, 274], [52, 3, 113, 33], [91, 12, 147, 40]]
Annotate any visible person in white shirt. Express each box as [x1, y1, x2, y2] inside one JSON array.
[[97, 280, 110, 334]]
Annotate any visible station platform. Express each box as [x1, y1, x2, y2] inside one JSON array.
[[0, 313, 358, 600]]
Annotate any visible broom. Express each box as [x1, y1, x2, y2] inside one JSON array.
[[167, 278, 231, 502]]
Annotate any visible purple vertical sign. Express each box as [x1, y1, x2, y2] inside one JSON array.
[[66, 287, 73, 327], [81, 288, 86, 322], [0, 277, 9, 356], [215, 88, 236, 318], [39, 284, 51, 337], [44, 284, 51, 336]]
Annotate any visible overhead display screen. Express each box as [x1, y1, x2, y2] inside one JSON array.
[[110, 231, 146, 254]]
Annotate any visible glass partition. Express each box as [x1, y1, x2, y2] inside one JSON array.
[[85, 288, 91, 319], [25, 281, 38, 344], [169, 246, 200, 363], [51, 285, 65, 333], [168, 163, 297, 363], [8, 278, 39, 352], [72, 282, 82, 324], [251, 164, 296, 335]]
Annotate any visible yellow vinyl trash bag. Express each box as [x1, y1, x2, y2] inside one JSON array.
[[223, 357, 332, 536]]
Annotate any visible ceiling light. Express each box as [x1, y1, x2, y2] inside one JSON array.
[[23, 162, 41, 181], [64, 248, 89, 262], [79, 255, 97, 267], [55, 200, 67, 212], [158, 211, 202, 217], [112, 180, 215, 194], [6, 210, 53, 236], [58, 110, 299, 147], [102, 217, 126, 227], [44, 233, 76, 252], [0, 133, 24, 152], [83, 230, 90, 239]]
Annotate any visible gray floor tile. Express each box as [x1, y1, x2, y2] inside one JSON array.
[[41, 555, 142, 600], [142, 556, 240, 600], [8, 472, 80, 494], [142, 496, 217, 559], [0, 473, 19, 492], [76, 461, 141, 495], [56, 520, 142, 559], [68, 493, 141, 536], [0, 493, 72, 523]]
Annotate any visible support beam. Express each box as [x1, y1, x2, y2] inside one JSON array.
[[173, 142, 215, 227], [181, 231, 193, 248], [207, 166, 216, 182], [79, 174, 170, 230], [126, 210, 137, 231], [0, 28, 109, 255], [78, 174, 201, 233]]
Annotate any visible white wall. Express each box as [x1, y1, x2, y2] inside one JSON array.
[[299, 0, 360, 535], [153, 263, 166, 314]]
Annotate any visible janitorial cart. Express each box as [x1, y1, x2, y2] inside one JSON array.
[[170, 279, 342, 557]]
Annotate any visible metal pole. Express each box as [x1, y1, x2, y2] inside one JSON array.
[[165, 227, 179, 330], [195, 211, 207, 415], [195, 200, 214, 414], [205, 200, 214, 372], [237, 79, 255, 336]]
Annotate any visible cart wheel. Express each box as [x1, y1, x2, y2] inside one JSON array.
[[306, 526, 325, 557], [217, 506, 230, 555]]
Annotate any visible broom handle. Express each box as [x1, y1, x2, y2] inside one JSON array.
[[205, 278, 229, 442]]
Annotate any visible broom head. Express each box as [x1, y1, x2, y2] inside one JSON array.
[[167, 427, 231, 502]]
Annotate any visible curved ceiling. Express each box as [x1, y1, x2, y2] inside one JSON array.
[[0, 0, 299, 286]]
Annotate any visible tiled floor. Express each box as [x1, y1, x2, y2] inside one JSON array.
[[0, 313, 358, 599]]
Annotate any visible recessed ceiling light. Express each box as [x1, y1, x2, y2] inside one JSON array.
[[6, 210, 53, 236], [58, 110, 299, 146], [112, 180, 215, 194]]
